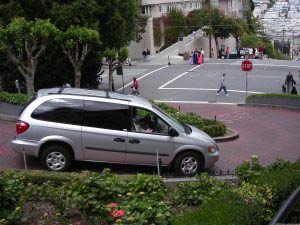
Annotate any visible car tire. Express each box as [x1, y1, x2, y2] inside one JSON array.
[[40, 145, 71, 172], [173, 151, 204, 176]]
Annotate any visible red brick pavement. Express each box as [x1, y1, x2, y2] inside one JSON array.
[[170, 104, 300, 170], [0, 105, 299, 171]]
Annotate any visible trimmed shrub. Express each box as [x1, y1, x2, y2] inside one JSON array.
[[173, 190, 264, 225], [247, 93, 300, 100], [171, 173, 227, 206], [235, 155, 264, 181], [0, 91, 32, 105]]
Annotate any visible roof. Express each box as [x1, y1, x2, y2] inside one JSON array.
[[36, 87, 152, 107]]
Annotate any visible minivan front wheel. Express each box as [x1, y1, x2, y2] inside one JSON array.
[[40, 145, 71, 172], [173, 151, 204, 176]]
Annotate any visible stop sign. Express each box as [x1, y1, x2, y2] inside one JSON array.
[[241, 60, 253, 72]]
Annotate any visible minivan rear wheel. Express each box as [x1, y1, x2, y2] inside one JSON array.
[[173, 151, 204, 176], [40, 145, 71, 172]]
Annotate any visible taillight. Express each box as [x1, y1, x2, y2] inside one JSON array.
[[16, 120, 30, 134]]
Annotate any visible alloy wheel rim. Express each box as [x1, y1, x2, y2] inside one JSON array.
[[46, 152, 66, 171], [180, 156, 198, 174]]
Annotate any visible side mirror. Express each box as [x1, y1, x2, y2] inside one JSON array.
[[169, 127, 178, 137]]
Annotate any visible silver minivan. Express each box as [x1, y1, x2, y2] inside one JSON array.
[[12, 88, 219, 175]]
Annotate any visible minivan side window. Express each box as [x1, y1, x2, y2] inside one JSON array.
[[131, 107, 169, 135], [31, 98, 83, 125], [83, 100, 130, 131]]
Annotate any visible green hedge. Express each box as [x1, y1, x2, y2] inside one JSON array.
[[174, 159, 300, 225], [247, 93, 300, 100], [0, 91, 32, 105], [155, 103, 226, 137]]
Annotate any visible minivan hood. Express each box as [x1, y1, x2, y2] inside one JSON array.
[[188, 124, 216, 145]]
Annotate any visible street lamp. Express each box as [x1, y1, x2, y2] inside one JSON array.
[[208, 0, 212, 58]]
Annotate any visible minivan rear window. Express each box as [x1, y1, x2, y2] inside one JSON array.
[[83, 100, 130, 131], [31, 98, 83, 125]]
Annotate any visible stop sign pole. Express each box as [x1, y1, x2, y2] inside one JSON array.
[[241, 60, 253, 97]]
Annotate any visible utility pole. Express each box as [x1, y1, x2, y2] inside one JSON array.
[[209, 0, 212, 58]]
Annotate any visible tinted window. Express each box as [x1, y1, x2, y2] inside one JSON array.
[[83, 101, 130, 131], [31, 98, 83, 125]]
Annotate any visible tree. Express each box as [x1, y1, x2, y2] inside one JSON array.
[[164, 9, 188, 45], [227, 18, 248, 48], [58, 26, 99, 88], [103, 48, 128, 91], [0, 18, 58, 95]]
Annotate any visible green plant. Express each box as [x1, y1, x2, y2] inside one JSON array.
[[127, 174, 167, 201], [235, 155, 264, 181], [266, 158, 291, 171], [173, 190, 264, 225], [172, 113, 204, 129], [171, 173, 227, 206], [0, 91, 32, 105], [247, 93, 300, 100]]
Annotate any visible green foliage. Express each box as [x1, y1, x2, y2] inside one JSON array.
[[171, 173, 227, 206], [153, 17, 162, 47], [164, 9, 187, 45], [173, 190, 263, 225], [235, 155, 264, 181], [247, 93, 300, 100], [0, 91, 32, 105], [240, 33, 261, 48], [127, 174, 167, 201], [155, 103, 226, 137]]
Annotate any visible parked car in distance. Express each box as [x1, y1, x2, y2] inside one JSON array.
[[228, 49, 247, 59], [12, 88, 220, 175]]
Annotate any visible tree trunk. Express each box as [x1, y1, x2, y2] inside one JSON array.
[[214, 36, 219, 54], [25, 76, 35, 96], [74, 68, 81, 88], [108, 65, 114, 91], [235, 37, 240, 48]]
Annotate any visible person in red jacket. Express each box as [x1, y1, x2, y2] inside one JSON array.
[[132, 78, 140, 96]]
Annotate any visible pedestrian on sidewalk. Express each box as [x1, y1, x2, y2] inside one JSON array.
[[146, 48, 151, 61], [201, 48, 205, 63], [225, 47, 229, 59], [142, 49, 147, 62], [216, 73, 229, 96]]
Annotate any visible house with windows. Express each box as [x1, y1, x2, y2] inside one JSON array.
[[129, 0, 246, 59]]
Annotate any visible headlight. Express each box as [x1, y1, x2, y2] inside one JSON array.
[[208, 146, 216, 153]]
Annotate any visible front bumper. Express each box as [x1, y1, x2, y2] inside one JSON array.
[[204, 151, 220, 169]]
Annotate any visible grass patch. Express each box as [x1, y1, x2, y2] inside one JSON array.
[[247, 93, 300, 100]]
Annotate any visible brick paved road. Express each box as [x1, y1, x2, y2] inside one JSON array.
[[0, 105, 299, 172]]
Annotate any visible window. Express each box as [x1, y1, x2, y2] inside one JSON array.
[[31, 98, 83, 125], [83, 101, 130, 131], [131, 107, 169, 135], [141, 6, 146, 15]]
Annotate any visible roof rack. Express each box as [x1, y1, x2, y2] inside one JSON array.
[[58, 86, 65, 94]]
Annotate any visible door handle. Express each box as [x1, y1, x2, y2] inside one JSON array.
[[114, 138, 125, 142], [129, 139, 140, 144]]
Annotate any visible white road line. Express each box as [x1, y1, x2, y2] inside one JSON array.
[[159, 87, 264, 94], [154, 100, 238, 105], [159, 64, 204, 89], [117, 65, 169, 91]]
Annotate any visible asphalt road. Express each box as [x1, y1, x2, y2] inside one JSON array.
[[108, 58, 300, 104]]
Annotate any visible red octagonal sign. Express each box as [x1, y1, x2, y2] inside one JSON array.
[[241, 60, 253, 72]]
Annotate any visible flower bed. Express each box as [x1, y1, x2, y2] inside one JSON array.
[[1, 158, 299, 225]]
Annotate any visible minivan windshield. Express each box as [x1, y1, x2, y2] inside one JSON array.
[[152, 104, 186, 133]]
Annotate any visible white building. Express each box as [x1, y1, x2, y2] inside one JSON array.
[[129, 0, 246, 59]]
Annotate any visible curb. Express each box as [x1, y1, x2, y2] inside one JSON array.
[[0, 114, 18, 122], [238, 103, 300, 111], [213, 128, 239, 143]]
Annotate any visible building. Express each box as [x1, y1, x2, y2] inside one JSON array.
[[129, 0, 246, 59]]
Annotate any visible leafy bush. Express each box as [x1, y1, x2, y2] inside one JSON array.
[[235, 155, 264, 181], [155, 103, 226, 137], [0, 91, 32, 105], [173, 190, 264, 225], [247, 93, 300, 100], [127, 174, 167, 201], [171, 173, 227, 206]]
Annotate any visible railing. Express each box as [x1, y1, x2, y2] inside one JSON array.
[[269, 186, 300, 225]]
